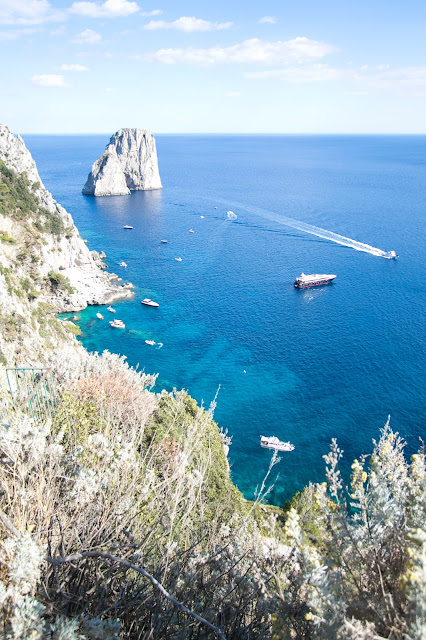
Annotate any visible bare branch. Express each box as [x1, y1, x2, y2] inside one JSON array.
[[47, 550, 226, 640]]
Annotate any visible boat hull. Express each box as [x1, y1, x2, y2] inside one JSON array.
[[294, 279, 335, 289]]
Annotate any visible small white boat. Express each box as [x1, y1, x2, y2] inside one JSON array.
[[161, 239, 168, 243], [383, 250, 398, 259], [260, 436, 295, 452], [119, 261, 127, 267], [141, 298, 159, 307], [107, 306, 116, 313], [200, 216, 204, 219], [96, 312, 104, 320], [175, 257, 182, 262], [123, 225, 133, 230], [145, 340, 156, 345], [110, 319, 125, 328], [189, 229, 195, 233]]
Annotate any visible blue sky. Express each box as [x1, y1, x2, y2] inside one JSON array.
[[2, 0, 426, 133]]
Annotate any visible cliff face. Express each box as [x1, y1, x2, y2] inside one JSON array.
[[82, 128, 162, 196], [0, 124, 133, 365]]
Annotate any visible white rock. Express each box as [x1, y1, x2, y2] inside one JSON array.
[[0, 124, 134, 313], [83, 128, 162, 196]]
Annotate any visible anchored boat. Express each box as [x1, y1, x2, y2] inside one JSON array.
[[141, 298, 159, 307], [260, 436, 295, 452], [110, 319, 125, 329]]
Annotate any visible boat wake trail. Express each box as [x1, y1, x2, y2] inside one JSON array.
[[211, 197, 391, 258], [275, 215, 387, 257]]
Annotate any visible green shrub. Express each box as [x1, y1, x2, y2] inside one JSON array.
[[66, 322, 82, 336], [47, 270, 74, 294], [0, 230, 17, 243]]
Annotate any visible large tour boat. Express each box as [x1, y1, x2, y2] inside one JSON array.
[[294, 273, 336, 289]]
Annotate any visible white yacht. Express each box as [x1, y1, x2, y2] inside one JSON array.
[[383, 250, 397, 259], [96, 312, 104, 320], [260, 436, 295, 452], [110, 319, 125, 328], [141, 298, 159, 307], [107, 306, 116, 313]]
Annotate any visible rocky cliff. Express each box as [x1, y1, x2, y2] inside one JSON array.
[[82, 128, 162, 196], [0, 124, 133, 365]]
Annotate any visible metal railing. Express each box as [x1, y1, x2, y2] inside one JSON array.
[[0, 367, 57, 424]]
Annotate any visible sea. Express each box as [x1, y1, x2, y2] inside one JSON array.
[[23, 134, 426, 505]]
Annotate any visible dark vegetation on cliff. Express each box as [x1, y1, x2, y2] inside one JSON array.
[[0, 160, 70, 236]]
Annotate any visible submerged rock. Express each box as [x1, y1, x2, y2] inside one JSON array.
[[82, 128, 162, 196]]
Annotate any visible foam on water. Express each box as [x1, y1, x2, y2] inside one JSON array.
[[206, 197, 391, 257]]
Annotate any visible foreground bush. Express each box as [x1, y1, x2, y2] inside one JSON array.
[[0, 351, 425, 639], [276, 420, 426, 639]]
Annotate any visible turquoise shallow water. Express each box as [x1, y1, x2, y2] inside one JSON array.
[[24, 134, 426, 504]]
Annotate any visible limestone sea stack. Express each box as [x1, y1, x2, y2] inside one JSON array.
[[82, 128, 162, 196]]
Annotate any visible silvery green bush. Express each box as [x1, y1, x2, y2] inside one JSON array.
[[1, 349, 425, 639]]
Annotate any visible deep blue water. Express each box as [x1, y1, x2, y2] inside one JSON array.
[[23, 134, 426, 504]]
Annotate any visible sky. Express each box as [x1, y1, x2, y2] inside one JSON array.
[[2, 0, 426, 133]]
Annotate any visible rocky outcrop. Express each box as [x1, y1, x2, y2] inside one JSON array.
[[0, 124, 134, 365], [82, 128, 162, 196]]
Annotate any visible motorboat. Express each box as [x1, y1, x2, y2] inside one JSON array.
[[294, 273, 336, 289], [189, 229, 195, 233], [110, 319, 125, 328], [96, 312, 104, 320], [123, 225, 133, 229], [175, 257, 182, 262], [260, 436, 295, 452], [119, 261, 127, 267], [141, 298, 159, 307], [383, 250, 398, 259], [107, 306, 116, 313], [145, 340, 156, 345], [161, 240, 168, 243], [200, 216, 204, 219]]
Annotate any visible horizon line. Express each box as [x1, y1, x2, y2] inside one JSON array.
[[19, 131, 426, 136]]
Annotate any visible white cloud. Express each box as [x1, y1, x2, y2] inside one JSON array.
[[144, 37, 335, 66], [50, 25, 66, 35], [344, 90, 369, 95], [105, 87, 113, 91], [140, 9, 162, 16], [246, 64, 342, 83], [69, 0, 139, 18], [72, 28, 102, 44], [0, 0, 66, 25], [258, 16, 277, 24], [144, 16, 233, 32], [31, 74, 69, 87], [59, 64, 89, 71], [0, 28, 36, 41], [355, 66, 426, 89], [227, 91, 241, 97]]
